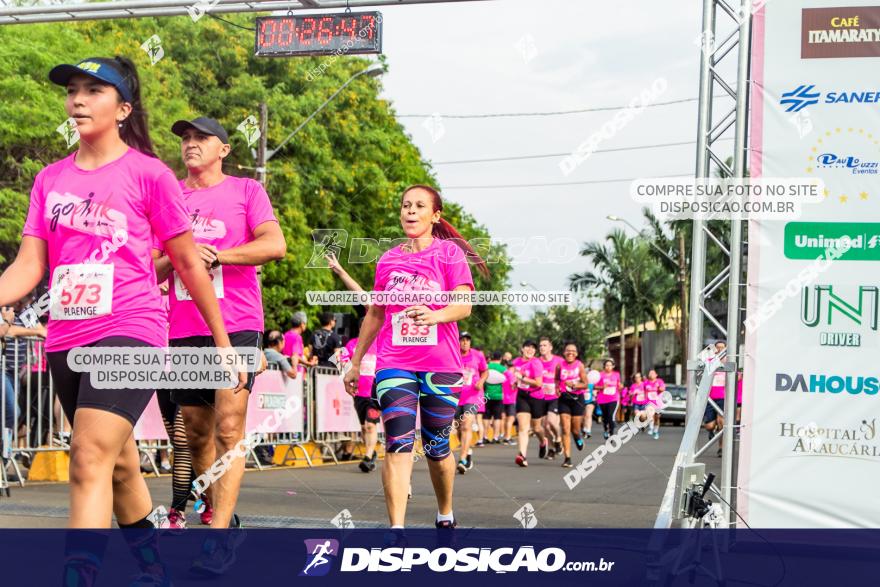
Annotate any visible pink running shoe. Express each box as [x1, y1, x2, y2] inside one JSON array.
[[167, 507, 187, 531], [200, 503, 214, 526]]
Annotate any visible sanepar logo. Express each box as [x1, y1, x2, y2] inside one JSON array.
[[776, 373, 880, 395], [780, 84, 880, 112]]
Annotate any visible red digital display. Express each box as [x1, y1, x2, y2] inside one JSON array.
[[255, 12, 382, 57]]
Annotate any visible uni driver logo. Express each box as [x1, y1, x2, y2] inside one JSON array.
[[300, 539, 339, 577], [781, 84, 820, 112]]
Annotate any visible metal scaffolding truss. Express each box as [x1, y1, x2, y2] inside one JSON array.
[[656, 0, 751, 530], [0, 0, 493, 25]]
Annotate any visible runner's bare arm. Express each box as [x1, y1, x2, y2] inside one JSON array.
[[344, 303, 384, 394], [0, 236, 48, 307], [214, 220, 286, 266], [163, 230, 245, 390], [152, 249, 173, 283], [326, 252, 365, 296], [403, 284, 473, 326]]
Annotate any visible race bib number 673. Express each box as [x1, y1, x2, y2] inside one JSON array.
[[50, 264, 113, 320], [391, 312, 437, 346]]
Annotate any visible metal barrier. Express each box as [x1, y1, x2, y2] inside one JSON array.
[[0, 341, 381, 494]]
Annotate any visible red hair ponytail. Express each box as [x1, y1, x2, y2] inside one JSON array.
[[402, 184, 490, 279]]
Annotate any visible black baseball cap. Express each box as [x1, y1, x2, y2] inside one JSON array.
[[171, 117, 229, 144], [49, 57, 134, 103], [459, 332, 472, 340]]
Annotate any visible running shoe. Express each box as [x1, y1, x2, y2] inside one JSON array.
[[546, 448, 556, 460], [654, 431, 660, 440], [586, 431, 592, 439], [515, 453, 528, 467], [167, 507, 187, 531], [507, 438, 517, 446], [190, 514, 245, 576], [200, 503, 214, 526], [475, 440, 485, 448], [538, 441, 548, 459], [457, 460, 467, 474], [603, 431, 609, 440], [159, 461, 172, 474], [384, 529, 408, 548], [62, 554, 100, 587], [358, 455, 376, 473], [574, 437, 584, 451], [465, 454, 474, 470], [554, 441, 562, 455], [435, 518, 457, 529], [562, 457, 572, 468], [129, 564, 172, 587]]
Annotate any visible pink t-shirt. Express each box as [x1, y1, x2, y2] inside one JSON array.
[[709, 369, 727, 400], [459, 349, 488, 405], [736, 374, 743, 404], [558, 359, 584, 395], [373, 239, 474, 373], [540, 355, 564, 400], [156, 176, 277, 338], [283, 329, 306, 376], [502, 368, 517, 404], [630, 381, 647, 405], [512, 356, 544, 399], [22, 149, 191, 352], [645, 378, 666, 406], [343, 337, 378, 398], [596, 371, 621, 404]]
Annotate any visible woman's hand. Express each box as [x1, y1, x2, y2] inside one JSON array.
[[403, 305, 440, 326], [343, 363, 360, 397]]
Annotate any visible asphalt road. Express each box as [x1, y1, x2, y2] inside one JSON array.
[[0, 424, 722, 529]]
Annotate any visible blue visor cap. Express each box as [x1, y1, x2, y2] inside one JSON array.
[[49, 58, 134, 103]]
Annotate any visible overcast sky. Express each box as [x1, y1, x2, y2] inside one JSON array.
[[372, 0, 705, 308]]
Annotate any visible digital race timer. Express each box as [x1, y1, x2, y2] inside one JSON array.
[[254, 12, 382, 57]]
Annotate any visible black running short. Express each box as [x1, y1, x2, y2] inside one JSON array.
[[558, 393, 585, 416], [516, 391, 547, 419], [485, 399, 504, 419], [545, 398, 559, 414], [354, 396, 381, 425], [169, 330, 262, 407], [47, 336, 156, 427]]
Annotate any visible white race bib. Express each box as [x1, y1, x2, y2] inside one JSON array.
[[174, 267, 224, 301], [636, 391, 645, 402], [391, 312, 437, 346], [648, 391, 658, 400], [360, 355, 377, 377], [603, 385, 616, 396], [50, 264, 113, 321], [542, 382, 556, 395], [712, 372, 726, 387]]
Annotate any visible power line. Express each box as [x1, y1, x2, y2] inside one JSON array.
[[208, 12, 256, 31], [443, 173, 690, 190], [430, 138, 738, 166], [396, 96, 706, 119]]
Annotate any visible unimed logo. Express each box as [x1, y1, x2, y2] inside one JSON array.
[[300, 539, 339, 577]]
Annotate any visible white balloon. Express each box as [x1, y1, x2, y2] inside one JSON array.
[[587, 369, 601, 385]]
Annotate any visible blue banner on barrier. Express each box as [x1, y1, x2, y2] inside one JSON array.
[[1, 529, 879, 585]]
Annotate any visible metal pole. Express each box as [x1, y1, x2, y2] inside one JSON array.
[[687, 0, 717, 414], [720, 0, 751, 527], [256, 102, 268, 185]]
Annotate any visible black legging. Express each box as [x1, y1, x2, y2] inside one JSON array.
[[155, 390, 194, 512], [601, 401, 618, 435]]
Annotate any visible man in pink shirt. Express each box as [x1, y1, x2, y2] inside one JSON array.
[[455, 332, 488, 474], [153, 117, 286, 570], [283, 311, 314, 377]]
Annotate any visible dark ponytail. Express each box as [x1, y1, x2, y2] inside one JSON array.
[[113, 56, 156, 158], [402, 184, 490, 279]]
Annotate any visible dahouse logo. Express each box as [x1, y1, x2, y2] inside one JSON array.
[[780, 84, 880, 112], [801, 285, 879, 347], [802, 7, 880, 59], [775, 372, 880, 396]]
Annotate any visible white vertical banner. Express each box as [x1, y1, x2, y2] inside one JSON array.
[[742, 1, 880, 527]]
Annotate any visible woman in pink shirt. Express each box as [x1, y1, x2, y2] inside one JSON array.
[[0, 56, 240, 580], [630, 371, 648, 429], [645, 369, 666, 439], [557, 342, 587, 468], [596, 359, 623, 439], [512, 340, 546, 467], [343, 185, 487, 531]]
